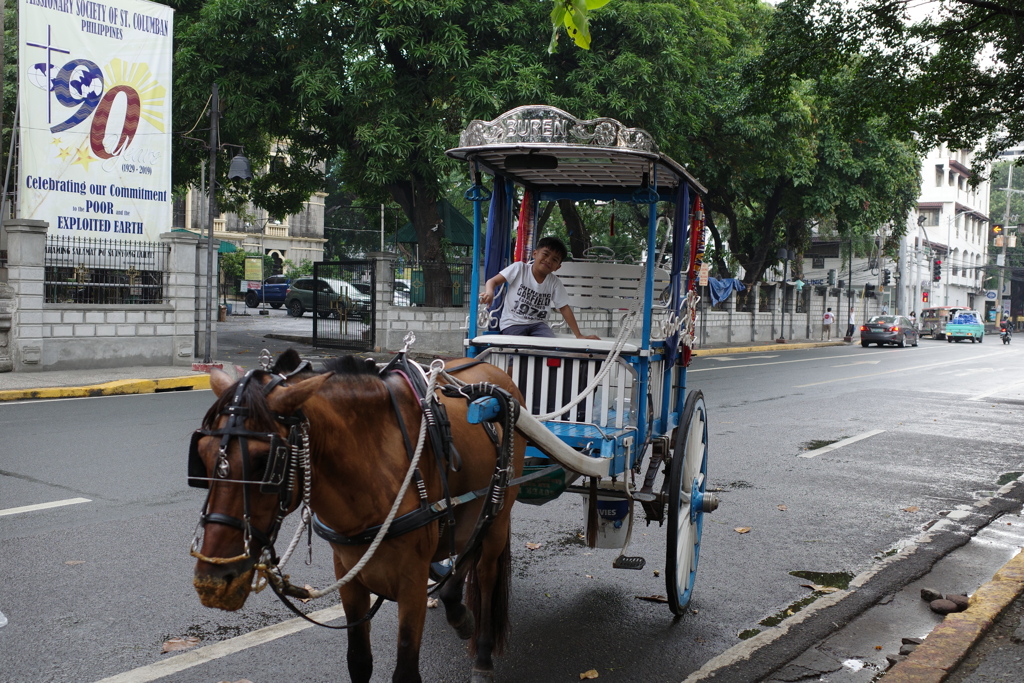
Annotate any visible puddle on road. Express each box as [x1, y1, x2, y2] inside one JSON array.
[[737, 570, 854, 640], [800, 438, 838, 451], [997, 471, 1023, 486]]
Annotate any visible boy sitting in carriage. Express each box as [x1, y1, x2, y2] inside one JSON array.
[[479, 236, 599, 340]]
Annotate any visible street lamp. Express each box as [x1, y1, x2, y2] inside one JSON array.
[[202, 83, 253, 364], [776, 247, 793, 343]]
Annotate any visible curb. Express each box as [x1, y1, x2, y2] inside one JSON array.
[[880, 549, 1024, 681], [0, 374, 211, 402], [691, 340, 848, 355], [680, 480, 1024, 682]]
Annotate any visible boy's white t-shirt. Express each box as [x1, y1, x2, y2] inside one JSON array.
[[823, 311, 835, 325], [498, 261, 570, 330]]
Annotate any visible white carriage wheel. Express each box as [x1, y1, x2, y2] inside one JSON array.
[[666, 390, 709, 616]]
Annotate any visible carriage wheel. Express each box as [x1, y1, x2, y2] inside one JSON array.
[[666, 389, 715, 616]]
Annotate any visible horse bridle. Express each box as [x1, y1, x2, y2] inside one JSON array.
[[189, 369, 309, 566]]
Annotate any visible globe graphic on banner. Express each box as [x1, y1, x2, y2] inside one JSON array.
[[68, 63, 104, 102], [27, 62, 53, 91]]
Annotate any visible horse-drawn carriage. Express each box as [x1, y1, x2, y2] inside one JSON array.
[[188, 105, 717, 683]]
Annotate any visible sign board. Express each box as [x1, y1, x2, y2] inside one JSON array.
[[19, 0, 174, 241], [698, 263, 710, 286], [244, 257, 263, 282], [986, 290, 998, 300]]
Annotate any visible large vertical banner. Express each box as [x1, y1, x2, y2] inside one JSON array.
[[19, 0, 173, 241]]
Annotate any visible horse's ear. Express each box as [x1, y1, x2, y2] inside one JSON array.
[[210, 368, 235, 398], [266, 372, 334, 415], [271, 349, 302, 375]]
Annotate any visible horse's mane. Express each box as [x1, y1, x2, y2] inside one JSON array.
[[201, 352, 381, 431], [201, 370, 279, 431], [322, 355, 379, 377]]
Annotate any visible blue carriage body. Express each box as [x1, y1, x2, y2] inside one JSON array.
[[446, 105, 706, 477]]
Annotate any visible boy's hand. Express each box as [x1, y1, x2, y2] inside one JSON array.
[[577, 333, 600, 341], [479, 290, 494, 305]]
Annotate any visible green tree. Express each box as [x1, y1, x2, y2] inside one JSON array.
[[686, 0, 921, 286], [170, 0, 740, 304]]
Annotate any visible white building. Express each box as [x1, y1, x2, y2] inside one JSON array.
[[898, 145, 991, 314]]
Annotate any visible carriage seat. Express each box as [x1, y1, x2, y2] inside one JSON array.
[[469, 334, 641, 355]]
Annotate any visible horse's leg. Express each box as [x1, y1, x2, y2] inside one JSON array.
[[337, 558, 374, 683], [392, 567, 429, 683], [439, 557, 474, 640], [467, 532, 512, 683]]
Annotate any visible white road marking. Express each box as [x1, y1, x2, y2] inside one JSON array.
[[94, 604, 348, 683], [705, 354, 780, 361], [798, 430, 886, 458], [793, 351, 1005, 387], [967, 378, 1024, 402], [0, 497, 91, 517], [832, 360, 882, 367], [690, 347, 945, 374], [0, 390, 212, 406]]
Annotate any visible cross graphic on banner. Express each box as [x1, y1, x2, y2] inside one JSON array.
[[25, 25, 70, 125]]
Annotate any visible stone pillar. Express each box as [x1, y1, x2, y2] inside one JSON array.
[[750, 282, 760, 341], [0, 281, 13, 372], [193, 237, 220, 361], [160, 231, 204, 365], [5, 219, 48, 370], [367, 252, 397, 352]]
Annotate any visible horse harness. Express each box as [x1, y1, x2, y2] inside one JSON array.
[[188, 352, 551, 628], [188, 362, 314, 566]]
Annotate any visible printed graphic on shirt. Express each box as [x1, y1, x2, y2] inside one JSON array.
[[510, 283, 551, 320]]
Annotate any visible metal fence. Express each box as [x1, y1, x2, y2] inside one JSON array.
[[44, 235, 169, 304], [392, 258, 473, 307]]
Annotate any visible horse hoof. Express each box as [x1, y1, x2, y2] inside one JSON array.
[[454, 612, 475, 640], [470, 668, 494, 683]]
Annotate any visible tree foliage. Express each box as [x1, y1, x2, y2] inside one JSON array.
[[684, 0, 922, 286]]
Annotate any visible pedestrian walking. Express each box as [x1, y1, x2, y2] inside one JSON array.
[[846, 309, 855, 337], [822, 307, 835, 340]]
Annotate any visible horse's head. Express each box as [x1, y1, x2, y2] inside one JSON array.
[[190, 364, 331, 611]]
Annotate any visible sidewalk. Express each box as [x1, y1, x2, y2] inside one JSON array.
[[883, 549, 1024, 682], [0, 337, 849, 401]]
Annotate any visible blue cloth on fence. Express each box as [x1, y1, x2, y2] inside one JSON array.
[[707, 277, 746, 306]]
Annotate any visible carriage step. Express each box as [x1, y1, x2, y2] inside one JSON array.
[[613, 555, 646, 570], [632, 492, 657, 502], [429, 560, 453, 583]]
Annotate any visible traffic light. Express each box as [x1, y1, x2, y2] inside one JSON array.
[[933, 259, 942, 282], [827, 269, 837, 286], [883, 269, 891, 286], [992, 223, 1004, 240], [922, 291, 929, 303]]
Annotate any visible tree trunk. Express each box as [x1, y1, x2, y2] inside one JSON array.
[[558, 199, 591, 259], [387, 176, 453, 307]]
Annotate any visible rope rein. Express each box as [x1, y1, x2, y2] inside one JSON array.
[[255, 361, 444, 601]]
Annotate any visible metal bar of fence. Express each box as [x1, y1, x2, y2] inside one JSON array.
[[44, 235, 169, 305]]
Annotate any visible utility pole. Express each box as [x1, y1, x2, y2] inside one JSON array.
[[996, 165, 1013, 327], [204, 84, 220, 364]]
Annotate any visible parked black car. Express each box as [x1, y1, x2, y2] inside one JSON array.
[[860, 315, 919, 348]]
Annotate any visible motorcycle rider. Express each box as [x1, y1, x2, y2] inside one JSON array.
[[1000, 316, 1013, 338]]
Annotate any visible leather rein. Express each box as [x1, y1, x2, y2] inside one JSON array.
[[188, 353, 540, 630]]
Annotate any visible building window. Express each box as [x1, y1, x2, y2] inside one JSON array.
[[919, 209, 940, 227]]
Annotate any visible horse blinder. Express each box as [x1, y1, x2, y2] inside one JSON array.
[[187, 430, 291, 493], [188, 431, 208, 489]]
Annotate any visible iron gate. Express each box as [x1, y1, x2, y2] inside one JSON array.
[[311, 261, 375, 351]]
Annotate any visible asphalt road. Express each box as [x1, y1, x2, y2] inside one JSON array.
[[1, 337, 1022, 682]]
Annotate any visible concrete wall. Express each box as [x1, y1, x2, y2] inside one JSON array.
[[2, 219, 216, 371], [366, 254, 889, 357]]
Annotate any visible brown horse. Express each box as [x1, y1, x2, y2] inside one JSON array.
[[190, 351, 525, 683]]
